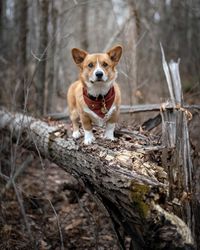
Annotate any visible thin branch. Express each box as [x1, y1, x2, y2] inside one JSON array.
[[31, 50, 42, 62], [48, 199, 65, 250], [12, 179, 33, 242], [104, 15, 132, 51], [5, 154, 33, 190]]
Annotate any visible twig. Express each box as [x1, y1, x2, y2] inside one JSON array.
[[48, 199, 65, 250], [104, 15, 132, 51], [12, 179, 33, 243], [31, 50, 42, 62], [5, 154, 33, 190]]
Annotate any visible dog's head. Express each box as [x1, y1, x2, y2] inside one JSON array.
[[71, 45, 122, 89]]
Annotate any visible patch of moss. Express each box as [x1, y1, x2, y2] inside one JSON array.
[[130, 183, 150, 218]]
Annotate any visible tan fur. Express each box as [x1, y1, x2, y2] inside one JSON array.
[[67, 45, 122, 144]]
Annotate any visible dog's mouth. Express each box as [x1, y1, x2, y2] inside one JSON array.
[[90, 79, 105, 84]]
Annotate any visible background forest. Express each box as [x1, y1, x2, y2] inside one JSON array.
[[1, 0, 200, 115], [1, 0, 200, 249]]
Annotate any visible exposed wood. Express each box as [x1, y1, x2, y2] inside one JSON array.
[[0, 109, 194, 250], [160, 47, 195, 238]]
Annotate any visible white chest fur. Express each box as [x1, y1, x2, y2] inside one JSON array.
[[83, 105, 116, 127]]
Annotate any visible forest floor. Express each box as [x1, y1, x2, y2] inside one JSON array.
[[0, 153, 123, 250]]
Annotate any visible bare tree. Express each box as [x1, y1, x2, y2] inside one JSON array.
[[80, 2, 88, 50], [46, 0, 57, 113], [35, 0, 49, 115], [0, 0, 5, 45], [14, 0, 28, 110], [124, 0, 139, 105]]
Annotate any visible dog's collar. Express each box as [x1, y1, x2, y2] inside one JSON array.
[[83, 87, 115, 118]]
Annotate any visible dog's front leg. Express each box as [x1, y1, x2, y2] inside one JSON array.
[[104, 122, 115, 140], [70, 109, 81, 139], [81, 113, 95, 145], [104, 110, 119, 140]]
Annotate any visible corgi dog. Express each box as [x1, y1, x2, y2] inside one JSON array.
[[67, 45, 122, 145]]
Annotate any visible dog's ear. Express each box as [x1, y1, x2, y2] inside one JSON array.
[[71, 48, 88, 66], [107, 45, 122, 64]]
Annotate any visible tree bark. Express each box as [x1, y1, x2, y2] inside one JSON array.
[[0, 110, 194, 250], [0, 0, 5, 46], [80, 1, 88, 50], [35, 0, 49, 115], [46, 0, 57, 113], [14, 0, 28, 110]]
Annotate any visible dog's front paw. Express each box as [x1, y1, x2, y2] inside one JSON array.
[[84, 130, 95, 145], [104, 133, 115, 141], [72, 130, 81, 139], [84, 136, 95, 145]]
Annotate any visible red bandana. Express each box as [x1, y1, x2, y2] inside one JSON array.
[[83, 87, 115, 118]]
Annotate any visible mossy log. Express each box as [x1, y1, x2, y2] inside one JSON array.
[[0, 110, 194, 250]]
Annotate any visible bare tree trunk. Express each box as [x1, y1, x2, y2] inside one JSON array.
[[80, 1, 88, 50], [35, 0, 49, 115], [0, 110, 194, 250], [0, 0, 4, 46], [46, 0, 57, 113], [190, 0, 200, 85], [14, 0, 28, 110], [121, 0, 139, 106]]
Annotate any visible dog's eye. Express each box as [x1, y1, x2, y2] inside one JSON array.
[[88, 63, 94, 68], [102, 62, 108, 67]]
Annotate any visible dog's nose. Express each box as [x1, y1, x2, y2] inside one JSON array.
[[95, 71, 103, 79]]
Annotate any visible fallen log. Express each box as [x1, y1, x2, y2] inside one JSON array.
[[0, 110, 194, 250]]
